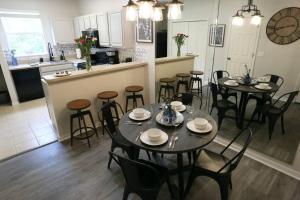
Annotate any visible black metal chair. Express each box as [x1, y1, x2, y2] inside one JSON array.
[[110, 152, 174, 200], [210, 82, 238, 129], [184, 128, 253, 200], [249, 91, 299, 140], [101, 101, 140, 169], [213, 70, 238, 105]]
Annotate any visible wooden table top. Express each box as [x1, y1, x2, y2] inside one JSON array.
[[118, 104, 218, 154]]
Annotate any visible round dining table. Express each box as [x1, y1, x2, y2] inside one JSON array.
[[118, 104, 218, 200], [218, 77, 280, 129]]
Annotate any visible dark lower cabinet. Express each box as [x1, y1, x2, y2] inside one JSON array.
[[11, 68, 44, 102]]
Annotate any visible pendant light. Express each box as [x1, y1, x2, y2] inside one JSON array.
[[251, 10, 263, 25], [232, 0, 263, 26], [167, 0, 184, 20], [124, 0, 138, 21], [152, 1, 165, 21], [137, 0, 155, 19], [232, 11, 244, 26]]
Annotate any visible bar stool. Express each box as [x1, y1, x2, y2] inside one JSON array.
[[67, 99, 98, 148], [97, 91, 119, 135], [125, 85, 144, 112], [189, 70, 203, 95], [176, 73, 190, 95], [158, 77, 176, 102]]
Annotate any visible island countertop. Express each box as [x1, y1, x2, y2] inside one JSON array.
[[42, 61, 148, 84]]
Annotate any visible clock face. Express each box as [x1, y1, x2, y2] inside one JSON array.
[[266, 7, 300, 45]]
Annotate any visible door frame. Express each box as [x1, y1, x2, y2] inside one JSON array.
[[225, 18, 261, 76]]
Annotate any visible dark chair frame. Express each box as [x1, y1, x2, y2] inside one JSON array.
[[184, 128, 253, 200]]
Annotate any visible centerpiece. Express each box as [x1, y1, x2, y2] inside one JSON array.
[[243, 64, 252, 85], [173, 33, 188, 57], [75, 36, 97, 71]]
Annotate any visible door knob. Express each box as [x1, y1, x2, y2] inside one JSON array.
[[227, 57, 231, 60]]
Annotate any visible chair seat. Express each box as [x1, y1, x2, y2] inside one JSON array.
[[190, 70, 204, 76], [217, 100, 236, 109], [125, 85, 144, 93], [176, 73, 190, 78], [196, 149, 230, 173], [160, 77, 176, 83], [67, 99, 91, 110], [262, 105, 281, 115], [98, 91, 118, 100]]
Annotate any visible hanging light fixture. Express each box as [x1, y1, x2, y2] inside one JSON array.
[[152, 1, 165, 21], [232, 0, 264, 26], [124, 0, 184, 21], [167, 0, 184, 20], [124, 0, 138, 21]]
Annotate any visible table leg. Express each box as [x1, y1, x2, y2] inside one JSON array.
[[177, 153, 184, 200], [238, 92, 249, 129]]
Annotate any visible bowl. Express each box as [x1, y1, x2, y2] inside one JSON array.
[[133, 108, 145, 118], [171, 101, 183, 110], [194, 118, 208, 130], [259, 83, 269, 89], [147, 128, 162, 142]]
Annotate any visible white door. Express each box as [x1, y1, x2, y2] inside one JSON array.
[[97, 14, 110, 46], [170, 22, 189, 57], [108, 12, 123, 47], [187, 21, 208, 72], [226, 18, 260, 77]]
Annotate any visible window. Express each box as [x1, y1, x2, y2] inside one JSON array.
[[1, 17, 47, 56]]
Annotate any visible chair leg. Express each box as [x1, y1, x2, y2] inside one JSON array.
[[184, 171, 196, 198], [122, 185, 130, 200], [218, 178, 229, 200], [146, 151, 151, 160], [210, 106, 214, 115], [268, 116, 278, 140], [125, 96, 129, 112], [281, 115, 285, 135], [187, 152, 192, 165], [107, 145, 115, 169], [218, 111, 224, 129]]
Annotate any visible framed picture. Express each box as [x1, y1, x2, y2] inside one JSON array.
[[209, 24, 226, 47], [136, 18, 153, 43]]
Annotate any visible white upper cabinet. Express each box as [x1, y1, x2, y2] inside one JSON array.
[[84, 16, 91, 29], [90, 14, 98, 29], [73, 18, 81, 38], [52, 19, 75, 44], [108, 12, 123, 47], [97, 14, 110, 46], [78, 17, 85, 33]]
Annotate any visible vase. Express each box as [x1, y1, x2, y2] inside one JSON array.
[[244, 73, 252, 85], [85, 55, 92, 71], [177, 45, 181, 57], [162, 104, 177, 124]]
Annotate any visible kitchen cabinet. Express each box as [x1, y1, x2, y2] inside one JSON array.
[[97, 14, 110, 46], [52, 19, 75, 44], [78, 17, 85, 33], [90, 14, 98, 29], [73, 18, 81, 38], [84, 16, 91, 29], [39, 63, 75, 76]]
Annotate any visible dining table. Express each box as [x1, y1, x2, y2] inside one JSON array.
[[218, 77, 280, 129], [118, 104, 218, 200]]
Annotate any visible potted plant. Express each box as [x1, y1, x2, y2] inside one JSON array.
[[75, 36, 97, 71], [173, 33, 188, 57]]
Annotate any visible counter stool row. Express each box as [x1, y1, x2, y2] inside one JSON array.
[[67, 85, 145, 148]]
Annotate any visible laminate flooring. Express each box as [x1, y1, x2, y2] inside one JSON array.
[[0, 134, 299, 200]]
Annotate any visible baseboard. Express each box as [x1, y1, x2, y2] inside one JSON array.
[[214, 136, 300, 181]]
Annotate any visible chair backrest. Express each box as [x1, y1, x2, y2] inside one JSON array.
[[273, 91, 299, 113], [109, 152, 160, 190], [209, 82, 219, 105], [101, 101, 120, 138], [213, 70, 229, 83], [218, 128, 253, 174], [181, 93, 194, 105], [266, 74, 284, 87]]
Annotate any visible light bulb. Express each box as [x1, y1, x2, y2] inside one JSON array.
[[138, 1, 153, 19], [168, 4, 181, 20], [251, 15, 262, 25], [126, 6, 137, 21], [232, 16, 244, 26], [152, 7, 163, 21]]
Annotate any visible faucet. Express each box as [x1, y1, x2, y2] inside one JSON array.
[[48, 42, 54, 61]]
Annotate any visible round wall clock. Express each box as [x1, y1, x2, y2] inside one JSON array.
[[266, 7, 300, 45]]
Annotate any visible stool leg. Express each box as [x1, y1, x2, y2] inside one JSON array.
[[82, 115, 91, 148], [189, 78, 193, 90], [141, 95, 145, 106], [185, 82, 189, 93], [200, 78, 203, 94], [167, 85, 171, 99], [171, 86, 175, 100], [88, 111, 98, 137], [78, 114, 83, 136], [176, 82, 180, 95], [164, 86, 167, 99], [70, 116, 74, 146], [133, 93, 137, 109], [125, 96, 129, 112], [158, 86, 163, 103]]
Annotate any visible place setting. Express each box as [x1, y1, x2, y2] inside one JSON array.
[[254, 83, 273, 90], [137, 128, 169, 146], [224, 79, 239, 87], [128, 108, 152, 121], [186, 117, 213, 134]]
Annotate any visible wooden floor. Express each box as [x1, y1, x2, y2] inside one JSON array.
[[0, 133, 299, 200]]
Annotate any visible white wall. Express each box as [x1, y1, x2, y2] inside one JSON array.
[[77, 0, 128, 15]]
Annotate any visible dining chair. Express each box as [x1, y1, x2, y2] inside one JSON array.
[[184, 128, 253, 200], [213, 70, 238, 105], [249, 91, 299, 140], [109, 152, 174, 200], [209, 82, 238, 129], [101, 101, 140, 169]]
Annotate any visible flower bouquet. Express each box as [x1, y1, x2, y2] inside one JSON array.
[[75, 36, 97, 71], [173, 33, 188, 57]]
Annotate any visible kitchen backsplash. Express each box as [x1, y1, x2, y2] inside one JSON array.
[[118, 48, 135, 63]]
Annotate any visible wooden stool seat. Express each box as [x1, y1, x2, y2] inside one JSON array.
[[160, 78, 176, 83], [67, 99, 91, 111], [176, 73, 190, 78], [125, 85, 143, 93], [98, 91, 118, 100], [190, 71, 204, 76]]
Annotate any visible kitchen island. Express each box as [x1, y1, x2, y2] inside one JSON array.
[[42, 61, 149, 141]]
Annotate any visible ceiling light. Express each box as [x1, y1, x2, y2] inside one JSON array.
[[124, 0, 138, 21], [232, 11, 244, 26], [152, 1, 165, 21], [137, 0, 155, 19], [167, 0, 183, 20], [251, 11, 263, 25], [232, 0, 263, 26]]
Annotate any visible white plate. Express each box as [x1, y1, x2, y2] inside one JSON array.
[[187, 120, 213, 134], [172, 105, 186, 112], [255, 85, 272, 90], [156, 111, 184, 127], [224, 81, 239, 87], [256, 77, 270, 83], [140, 129, 168, 146], [129, 109, 151, 121]]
